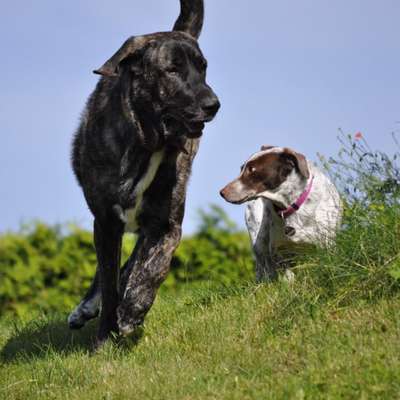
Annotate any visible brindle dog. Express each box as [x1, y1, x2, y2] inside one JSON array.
[[69, 0, 220, 347]]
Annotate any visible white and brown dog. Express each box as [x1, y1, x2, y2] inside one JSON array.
[[220, 145, 342, 282]]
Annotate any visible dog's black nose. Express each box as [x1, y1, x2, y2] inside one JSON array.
[[202, 97, 220, 118]]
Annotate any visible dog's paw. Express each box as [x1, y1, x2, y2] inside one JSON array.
[[118, 319, 144, 337], [283, 269, 295, 284], [67, 300, 100, 330], [117, 305, 144, 337]]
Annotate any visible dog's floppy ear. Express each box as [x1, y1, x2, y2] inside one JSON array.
[[173, 0, 204, 39], [283, 148, 310, 179], [260, 145, 276, 151], [93, 35, 156, 77]]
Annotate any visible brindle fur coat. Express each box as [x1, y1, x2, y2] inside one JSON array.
[[69, 0, 220, 347]]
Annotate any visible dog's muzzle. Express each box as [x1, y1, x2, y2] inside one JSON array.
[[220, 181, 254, 204], [189, 95, 220, 137], [165, 95, 220, 139]]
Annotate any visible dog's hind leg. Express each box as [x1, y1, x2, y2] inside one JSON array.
[[68, 269, 101, 329], [93, 218, 123, 347]]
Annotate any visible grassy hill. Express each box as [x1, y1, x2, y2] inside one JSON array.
[[1, 282, 400, 399], [1, 136, 399, 398]]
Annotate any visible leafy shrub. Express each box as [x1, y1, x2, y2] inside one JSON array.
[[0, 224, 135, 316], [168, 205, 253, 287], [0, 208, 253, 316], [1, 132, 399, 317]]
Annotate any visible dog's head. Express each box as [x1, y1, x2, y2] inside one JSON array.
[[94, 0, 219, 148], [220, 146, 310, 206]]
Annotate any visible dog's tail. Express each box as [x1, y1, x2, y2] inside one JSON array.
[[173, 0, 204, 40]]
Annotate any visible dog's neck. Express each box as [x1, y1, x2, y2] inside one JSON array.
[[256, 169, 310, 210]]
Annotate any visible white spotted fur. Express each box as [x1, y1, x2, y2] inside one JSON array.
[[245, 151, 342, 281]]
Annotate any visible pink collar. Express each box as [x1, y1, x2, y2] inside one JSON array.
[[277, 176, 314, 219]]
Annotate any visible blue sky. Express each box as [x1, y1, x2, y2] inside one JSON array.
[[1, 0, 399, 234]]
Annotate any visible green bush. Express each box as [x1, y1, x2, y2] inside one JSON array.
[[0, 208, 253, 317], [168, 205, 253, 287], [0, 223, 136, 316], [1, 133, 399, 317]]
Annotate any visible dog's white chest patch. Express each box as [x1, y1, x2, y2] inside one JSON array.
[[124, 150, 165, 233]]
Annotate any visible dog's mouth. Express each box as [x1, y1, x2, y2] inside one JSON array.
[[183, 120, 205, 138], [162, 115, 205, 139], [225, 194, 288, 209], [226, 195, 256, 205], [220, 186, 257, 205], [224, 193, 288, 211]]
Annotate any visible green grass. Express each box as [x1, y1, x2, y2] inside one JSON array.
[[1, 281, 399, 400], [1, 137, 399, 399]]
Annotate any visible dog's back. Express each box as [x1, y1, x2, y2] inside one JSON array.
[[246, 160, 341, 247]]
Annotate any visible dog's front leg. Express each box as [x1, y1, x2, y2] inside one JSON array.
[[254, 245, 277, 282], [117, 140, 199, 336], [254, 220, 278, 282], [93, 218, 123, 347], [246, 199, 278, 282], [117, 226, 181, 336]]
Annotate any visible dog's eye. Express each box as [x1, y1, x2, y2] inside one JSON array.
[[249, 166, 256, 173]]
